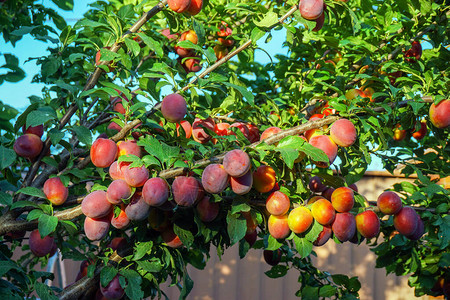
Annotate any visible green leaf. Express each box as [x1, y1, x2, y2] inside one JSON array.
[[276, 148, 299, 169], [27, 209, 43, 221], [0, 260, 22, 277], [38, 214, 58, 237], [265, 265, 288, 278], [72, 125, 92, 146], [59, 220, 78, 235], [230, 199, 251, 214], [136, 259, 162, 273], [26, 107, 57, 127], [226, 211, 247, 245], [35, 282, 59, 300], [121, 269, 144, 300], [254, 11, 278, 28], [266, 234, 283, 250], [293, 235, 313, 258], [299, 142, 328, 163], [51, 0, 73, 10], [222, 82, 255, 105], [10, 201, 40, 210], [178, 271, 193, 300], [304, 220, 323, 242], [138, 33, 164, 58], [0, 145, 16, 169], [133, 241, 153, 260], [100, 266, 118, 288], [301, 285, 319, 300], [17, 187, 47, 199], [173, 224, 194, 248], [48, 128, 65, 146], [319, 285, 337, 297], [0, 192, 13, 206], [124, 38, 141, 57]]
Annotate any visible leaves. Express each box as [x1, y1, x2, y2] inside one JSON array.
[[226, 212, 247, 245]]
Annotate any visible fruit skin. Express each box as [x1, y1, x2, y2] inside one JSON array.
[[406, 217, 424, 240], [308, 176, 327, 192], [355, 210, 380, 239], [214, 122, 232, 136], [182, 57, 202, 72], [411, 121, 427, 140], [111, 205, 130, 230], [196, 196, 219, 222], [268, 214, 291, 239], [223, 149, 251, 177], [29, 229, 56, 257], [14, 134, 43, 159], [43, 177, 68, 206], [311, 198, 335, 225], [168, 0, 192, 13], [106, 179, 132, 205], [253, 165, 276, 193], [244, 230, 257, 247], [202, 164, 229, 194], [201, 164, 229, 194], [287, 206, 313, 234], [90, 138, 118, 168], [161, 227, 183, 248], [429, 99, 450, 129], [82, 190, 113, 219], [109, 161, 124, 180], [125, 192, 150, 221], [192, 117, 215, 143], [330, 119, 357, 147], [332, 212, 356, 242], [404, 41, 422, 63], [308, 135, 338, 168], [266, 191, 290, 216], [186, 0, 202, 15], [393, 206, 419, 236], [175, 30, 198, 57], [313, 226, 332, 246], [161, 94, 187, 123], [23, 124, 44, 137], [230, 170, 253, 195], [312, 10, 325, 31], [214, 45, 228, 60], [84, 214, 111, 241], [100, 275, 125, 300], [117, 140, 141, 158], [393, 124, 407, 141], [122, 164, 149, 187], [246, 124, 260, 143], [331, 187, 354, 213], [299, 0, 324, 20], [142, 177, 170, 206], [263, 249, 282, 266], [377, 191, 402, 215], [176, 120, 192, 139], [260, 127, 282, 141], [172, 176, 200, 206], [321, 187, 334, 200]]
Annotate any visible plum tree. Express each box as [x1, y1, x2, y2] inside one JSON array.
[[0, 0, 448, 299]]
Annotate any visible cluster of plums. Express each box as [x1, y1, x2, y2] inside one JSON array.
[[264, 175, 424, 262]]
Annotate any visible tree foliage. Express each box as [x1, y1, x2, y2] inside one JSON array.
[[0, 0, 449, 299]]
